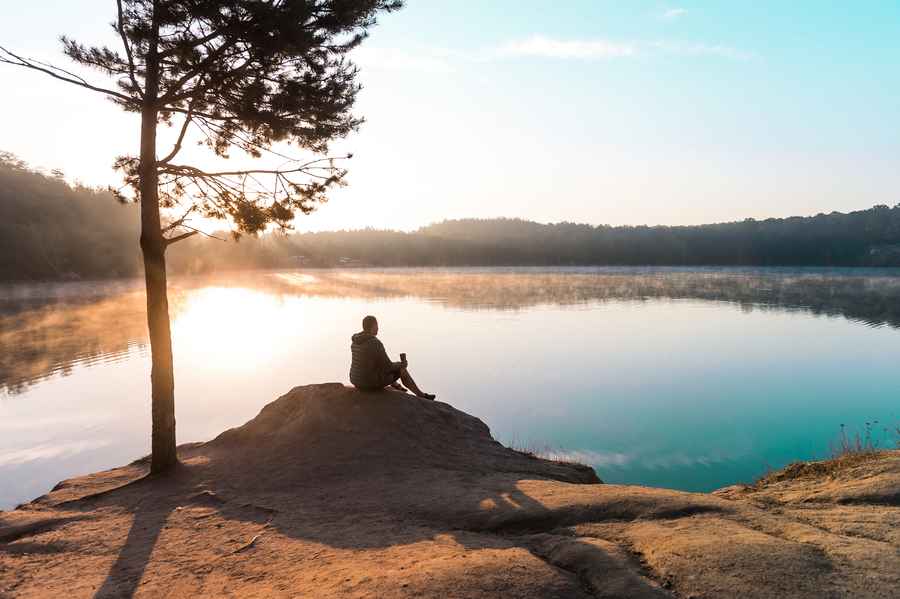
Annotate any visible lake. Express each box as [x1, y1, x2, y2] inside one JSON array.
[[2, 267, 900, 509]]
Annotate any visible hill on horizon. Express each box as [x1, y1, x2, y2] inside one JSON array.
[[3, 152, 900, 281]]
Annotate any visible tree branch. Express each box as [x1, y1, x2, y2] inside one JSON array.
[[163, 230, 197, 246], [158, 38, 240, 103], [164, 224, 226, 246], [193, 115, 301, 163], [116, 0, 143, 97], [162, 105, 238, 122], [158, 25, 226, 59], [158, 108, 194, 164], [0, 45, 135, 104], [161, 155, 350, 178], [161, 205, 197, 232]]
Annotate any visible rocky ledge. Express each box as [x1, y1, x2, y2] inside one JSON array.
[[1, 383, 899, 598]]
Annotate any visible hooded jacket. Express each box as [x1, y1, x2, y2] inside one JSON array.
[[350, 331, 395, 390]]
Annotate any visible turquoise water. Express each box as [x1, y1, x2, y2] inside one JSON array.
[[2, 267, 899, 508]]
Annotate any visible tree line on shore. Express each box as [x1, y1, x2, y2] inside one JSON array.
[[4, 152, 900, 282]]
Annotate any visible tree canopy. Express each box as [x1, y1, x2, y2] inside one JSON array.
[[2, 0, 402, 238]]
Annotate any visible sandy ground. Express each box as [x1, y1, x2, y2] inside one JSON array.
[[1, 383, 899, 598]]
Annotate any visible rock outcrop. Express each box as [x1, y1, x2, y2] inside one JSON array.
[[2, 384, 899, 598]]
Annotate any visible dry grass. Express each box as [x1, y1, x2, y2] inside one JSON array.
[[755, 451, 886, 486], [507, 440, 590, 468], [755, 421, 900, 487]]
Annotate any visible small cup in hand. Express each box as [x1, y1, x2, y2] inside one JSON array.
[[400, 352, 407, 365]]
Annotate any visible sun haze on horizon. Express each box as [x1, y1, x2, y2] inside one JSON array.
[[1, 0, 899, 234]]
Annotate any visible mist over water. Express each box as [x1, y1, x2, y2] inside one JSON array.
[[2, 266, 900, 509]]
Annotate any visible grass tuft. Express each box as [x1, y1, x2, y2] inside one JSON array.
[[753, 420, 899, 488], [507, 440, 589, 468], [755, 452, 883, 486]]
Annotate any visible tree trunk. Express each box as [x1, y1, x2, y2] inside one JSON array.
[[141, 223, 177, 474], [139, 3, 177, 474]]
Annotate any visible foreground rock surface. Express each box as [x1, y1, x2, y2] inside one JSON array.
[[1, 384, 898, 598]]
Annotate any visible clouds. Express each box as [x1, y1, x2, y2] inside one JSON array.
[[0, 439, 111, 467], [353, 46, 456, 74], [352, 34, 756, 74], [661, 7, 688, 20], [499, 35, 756, 62], [498, 35, 636, 60], [650, 40, 757, 61], [542, 449, 632, 467], [544, 448, 741, 471]]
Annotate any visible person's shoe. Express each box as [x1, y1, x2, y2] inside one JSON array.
[[417, 392, 436, 401]]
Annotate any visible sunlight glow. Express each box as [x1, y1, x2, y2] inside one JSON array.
[[274, 273, 319, 286], [172, 287, 295, 371]]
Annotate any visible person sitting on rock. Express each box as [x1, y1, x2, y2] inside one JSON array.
[[350, 315, 436, 400]]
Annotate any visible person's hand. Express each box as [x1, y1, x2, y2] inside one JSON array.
[[400, 352, 408, 366]]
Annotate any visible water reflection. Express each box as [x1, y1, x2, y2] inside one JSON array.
[[3, 267, 900, 394], [0, 287, 147, 394], [2, 267, 900, 508], [271, 268, 900, 325]]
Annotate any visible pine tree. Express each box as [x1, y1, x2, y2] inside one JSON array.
[[1, 0, 402, 473]]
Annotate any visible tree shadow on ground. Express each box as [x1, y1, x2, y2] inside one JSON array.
[[52, 447, 735, 599], [92, 500, 170, 599], [23, 387, 745, 597]]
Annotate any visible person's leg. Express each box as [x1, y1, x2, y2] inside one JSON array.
[[399, 367, 435, 400]]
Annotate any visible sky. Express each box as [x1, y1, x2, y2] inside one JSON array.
[[1, 1, 899, 232]]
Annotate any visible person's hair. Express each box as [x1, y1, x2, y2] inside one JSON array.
[[362, 315, 377, 332]]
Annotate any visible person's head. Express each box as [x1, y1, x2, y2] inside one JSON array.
[[362, 315, 378, 335]]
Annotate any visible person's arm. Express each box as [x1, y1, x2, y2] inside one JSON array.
[[374, 339, 396, 371], [391, 352, 408, 370]]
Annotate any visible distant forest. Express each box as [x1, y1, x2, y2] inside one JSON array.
[[3, 153, 900, 281]]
